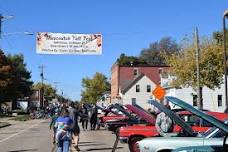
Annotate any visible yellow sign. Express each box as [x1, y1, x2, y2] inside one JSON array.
[[152, 85, 166, 101]]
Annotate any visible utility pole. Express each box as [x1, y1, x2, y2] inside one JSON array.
[[61, 89, 63, 103], [0, 14, 3, 39], [0, 14, 13, 39], [53, 81, 59, 98], [39, 65, 45, 108], [195, 27, 202, 109], [223, 11, 228, 109]]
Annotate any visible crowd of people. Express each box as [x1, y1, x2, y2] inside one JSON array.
[[48, 99, 174, 152], [49, 102, 99, 152]]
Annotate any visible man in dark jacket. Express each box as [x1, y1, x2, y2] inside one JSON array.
[[90, 106, 98, 130], [68, 102, 80, 151]]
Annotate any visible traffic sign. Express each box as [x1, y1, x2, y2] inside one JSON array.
[[152, 85, 166, 101]]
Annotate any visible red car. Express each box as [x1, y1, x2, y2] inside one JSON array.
[[105, 104, 150, 132], [118, 105, 228, 152], [97, 104, 129, 128]]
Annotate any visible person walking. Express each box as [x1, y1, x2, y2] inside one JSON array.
[[49, 111, 59, 144], [55, 108, 73, 152], [68, 102, 80, 151], [90, 106, 98, 130], [80, 105, 89, 131]]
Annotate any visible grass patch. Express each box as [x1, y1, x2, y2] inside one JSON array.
[[0, 122, 11, 128], [10, 115, 30, 121], [0, 114, 13, 118]]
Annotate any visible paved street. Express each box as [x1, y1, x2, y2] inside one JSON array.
[[78, 128, 128, 152], [0, 119, 53, 152], [0, 119, 128, 152]]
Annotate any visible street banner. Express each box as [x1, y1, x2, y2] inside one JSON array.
[[36, 32, 102, 55]]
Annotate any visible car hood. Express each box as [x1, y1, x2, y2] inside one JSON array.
[[148, 99, 194, 136], [97, 104, 122, 116], [112, 104, 137, 121], [125, 104, 155, 125], [166, 96, 228, 133]]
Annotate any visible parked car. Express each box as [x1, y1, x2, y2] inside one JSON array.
[[136, 96, 228, 152], [172, 135, 228, 152], [118, 103, 228, 152], [105, 104, 143, 132], [96, 104, 127, 128]]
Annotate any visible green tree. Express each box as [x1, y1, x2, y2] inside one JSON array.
[[165, 37, 223, 108], [6, 54, 33, 102], [0, 50, 13, 103], [139, 37, 180, 66], [33, 82, 56, 98], [116, 53, 148, 66], [81, 72, 110, 104], [213, 30, 228, 45]]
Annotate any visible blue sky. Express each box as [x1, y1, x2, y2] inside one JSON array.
[[0, 0, 227, 101]]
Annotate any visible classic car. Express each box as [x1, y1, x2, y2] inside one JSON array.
[[96, 104, 128, 128], [172, 135, 228, 152], [118, 103, 228, 152], [105, 104, 148, 132], [136, 96, 228, 152]]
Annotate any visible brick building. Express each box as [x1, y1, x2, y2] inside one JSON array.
[[111, 63, 169, 102]]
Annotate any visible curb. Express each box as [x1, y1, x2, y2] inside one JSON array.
[[0, 122, 11, 129]]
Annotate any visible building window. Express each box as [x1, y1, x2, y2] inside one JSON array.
[[218, 95, 222, 107], [193, 95, 197, 106], [136, 85, 140, 92], [134, 69, 138, 76], [132, 98, 136, 105], [147, 85, 151, 92]]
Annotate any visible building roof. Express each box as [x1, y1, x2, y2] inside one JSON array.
[[121, 74, 153, 94]]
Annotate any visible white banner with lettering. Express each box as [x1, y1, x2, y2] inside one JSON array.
[[36, 32, 102, 55]]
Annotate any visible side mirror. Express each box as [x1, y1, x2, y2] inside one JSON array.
[[223, 133, 228, 152]]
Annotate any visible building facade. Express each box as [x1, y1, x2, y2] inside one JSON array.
[[111, 63, 168, 102], [162, 76, 227, 112], [120, 74, 157, 109]]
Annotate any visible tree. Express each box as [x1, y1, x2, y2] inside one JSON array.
[[81, 72, 110, 104], [139, 37, 180, 66], [213, 30, 228, 45], [116, 53, 148, 66], [165, 37, 223, 108], [33, 82, 56, 98], [6, 54, 33, 102], [0, 50, 13, 103]]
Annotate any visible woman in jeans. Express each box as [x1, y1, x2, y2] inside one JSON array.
[[55, 108, 73, 152]]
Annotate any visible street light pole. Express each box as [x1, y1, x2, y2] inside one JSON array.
[[223, 10, 228, 109]]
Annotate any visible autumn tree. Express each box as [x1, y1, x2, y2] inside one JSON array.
[[139, 37, 180, 66], [81, 72, 110, 104], [165, 37, 223, 109], [7, 54, 33, 102], [0, 50, 13, 103], [0, 51, 33, 107]]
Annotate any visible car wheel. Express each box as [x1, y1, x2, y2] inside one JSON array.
[[129, 136, 144, 152]]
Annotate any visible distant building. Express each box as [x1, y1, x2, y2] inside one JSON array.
[[119, 74, 156, 109], [161, 75, 227, 112], [29, 89, 42, 108], [111, 63, 169, 107]]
